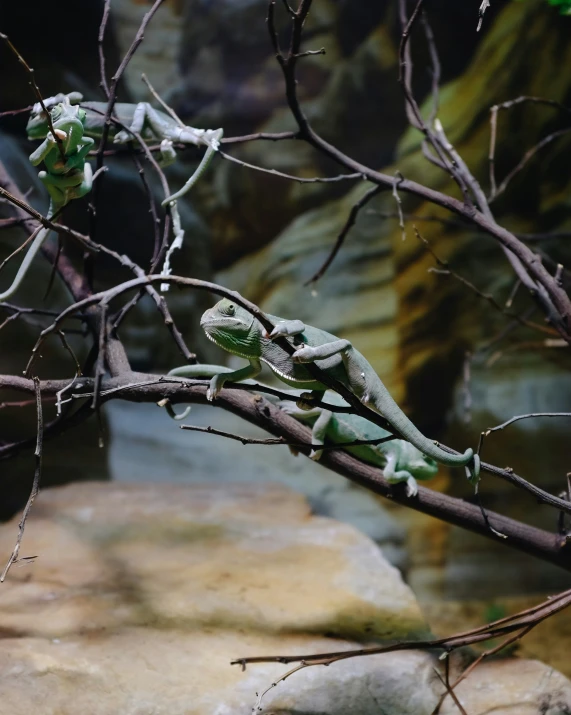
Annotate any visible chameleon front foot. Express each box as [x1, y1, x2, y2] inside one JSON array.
[[206, 374, 226, 402], [269, 320, 306, 339], [309, 450, 323, 461], [291, 339, 351, 364], [292, 346, 319, 363], [405, 476, 419, 498], [384, 471, 419, 498]]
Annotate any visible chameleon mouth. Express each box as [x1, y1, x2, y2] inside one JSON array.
[[202, 329, 257, 360]]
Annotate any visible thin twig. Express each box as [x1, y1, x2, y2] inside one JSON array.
[[487, 411, 571, 433], [367, 211, 571, 243], [479, 412, 571, 457], [56, 330, 82, 376], [131, 149, 161, 263], [485, 337, 568, 367], [491, 96, 571, 116], [0, 34, 65, 162], [94, 0, 167, 174], [98, 0, 112, 99], [0, 311, 22, 332], [492, 127, 571, 200], [180, 423, 396, 451], [489, 96, 571, 199], [433, 661, 468, 715], [0, 377, 43, 582], [421, 12, 441, 127], [231, 587, 571, 667], [415, 226, 558, 336], [92, 376, 353, 412], [141, 73, 184, 126], [392, 171, 406, 240], [221, 131, 297, 144], [0, 104, 34, 118], [90, 0, 167, 255], [92, 302, 108, 411], [0, 303, 84, 319], [253, 661, 312, 713], [462, 351, 472, 425], [0, 226, 41, 276], [0, 186, 99, 252], [0, 163, 193, 363], [397, 0, 472, 206], [431, 113, 549, 314], [504, 278, 521, 309], [218, 150, 361, 184], [304, 184, 382, 285], [435, 624, 534, 714]]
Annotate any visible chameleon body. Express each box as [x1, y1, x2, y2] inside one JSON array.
[[165, 363, 438, 497], [277, 392, 438, 497], [195, 299, 480, 482], [0, 99, 93, 302], [26, 92, 223, 204]]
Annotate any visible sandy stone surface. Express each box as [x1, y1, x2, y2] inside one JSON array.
[[0, 482, 425, 642], [0, 482, 568, 714], [439, 659, 571, 715]]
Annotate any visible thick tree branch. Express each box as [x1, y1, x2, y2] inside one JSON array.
[[1, 371, 571, 571]]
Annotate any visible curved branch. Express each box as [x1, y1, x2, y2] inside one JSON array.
[[266, 0, 571, 341], [1, 371, 571, 570], [232, 586, 571, 666]]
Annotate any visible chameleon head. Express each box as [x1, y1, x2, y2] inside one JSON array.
[[200, 299, 262, 359], [50, 102, 86, 130], [26, 106, 51, 140], [27, 100, 86, 140]]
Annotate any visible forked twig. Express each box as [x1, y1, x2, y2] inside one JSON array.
[[488, 95, 571, 199], [478, 412, 571, 456], [304, 184, 382, 286], [415, 226, 558, 336], [231, 587, 571, 667], [0, 34, 65, 162], [180, 423, 396, 451]]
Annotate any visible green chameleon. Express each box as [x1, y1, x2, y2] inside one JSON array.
[[170, 299, 480, 482], [26, 92, 223, 205], [0, 98, 93, 302], [165, 362, 438, 496], [276, 391, 438, 497]]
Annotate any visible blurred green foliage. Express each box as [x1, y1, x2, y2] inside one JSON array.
[[545, 0, 571, 15]]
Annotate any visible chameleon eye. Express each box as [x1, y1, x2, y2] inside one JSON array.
[[227, 303, 236, 315]]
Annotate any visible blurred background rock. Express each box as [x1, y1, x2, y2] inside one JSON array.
[[1, 0, 570, 612]]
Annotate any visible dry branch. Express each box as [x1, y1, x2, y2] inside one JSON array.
[[1, 369, 571, 570]]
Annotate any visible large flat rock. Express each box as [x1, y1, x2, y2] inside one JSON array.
[[106, 400, 408, 561], [0, 482, 568, 714], [0, 482, 424, 642]]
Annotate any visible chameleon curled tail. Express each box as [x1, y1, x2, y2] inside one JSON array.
[[368, 377, 480, 483]]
